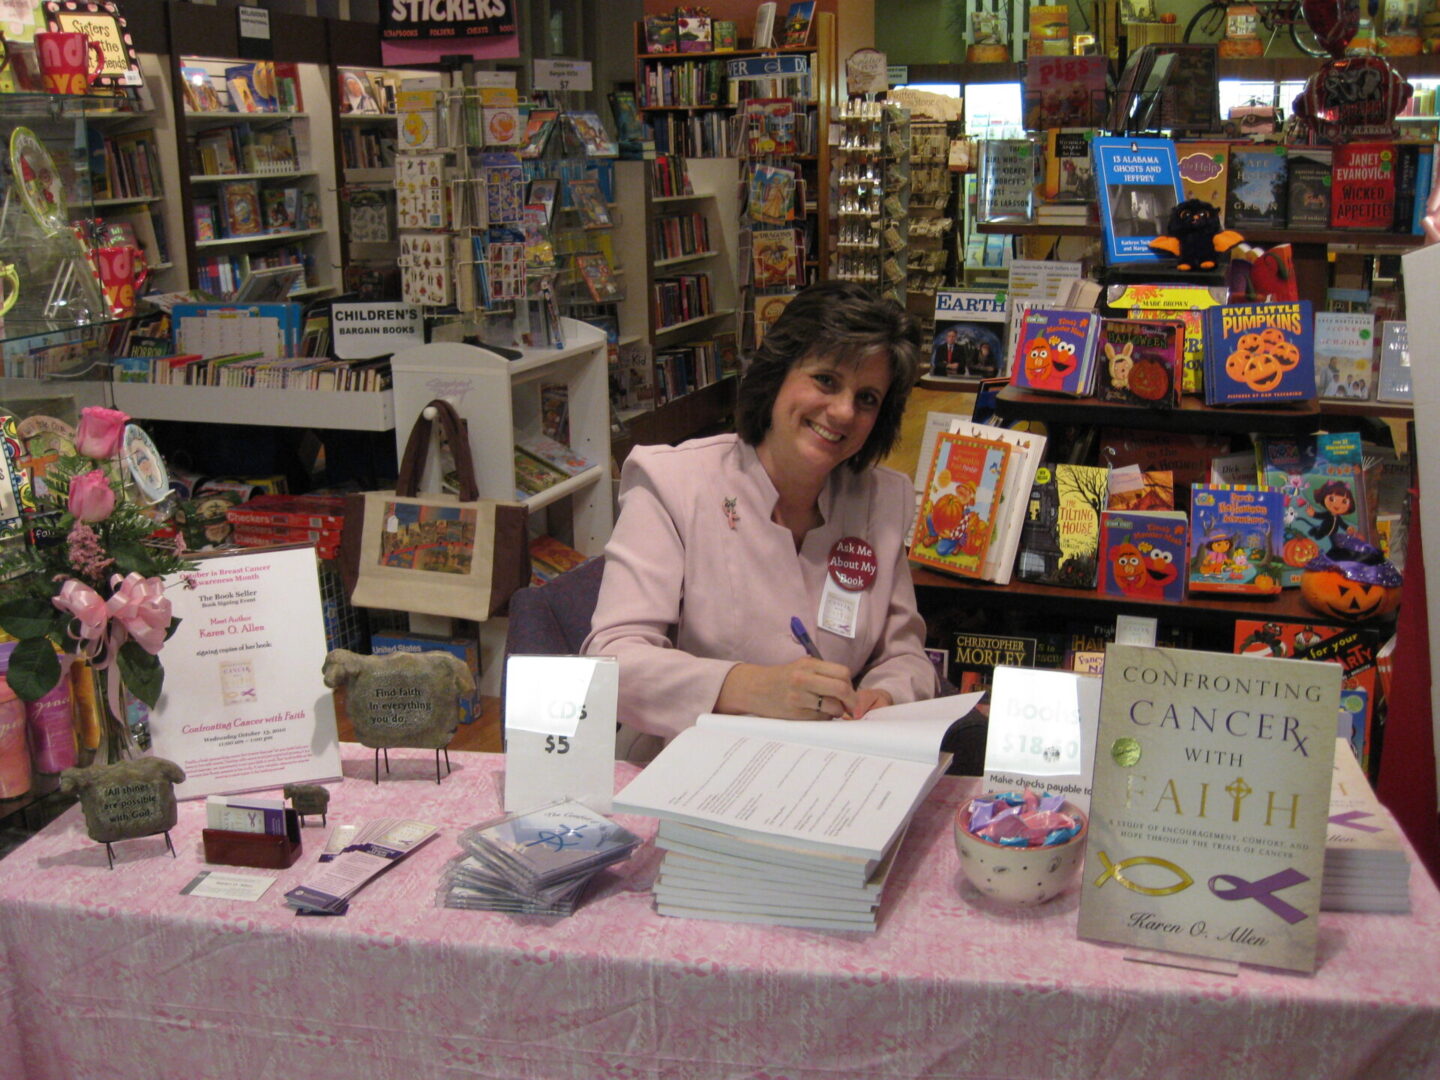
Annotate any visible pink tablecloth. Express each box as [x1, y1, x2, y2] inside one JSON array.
[[2, 744, 1439, 1080]]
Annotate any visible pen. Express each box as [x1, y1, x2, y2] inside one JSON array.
[[790, 616, 823, 660]]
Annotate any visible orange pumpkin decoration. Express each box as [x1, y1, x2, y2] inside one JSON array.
[[1300, 541, 1403, 623], [1283, 536, 1320, 567], [930, 493, 967, 538], [1128, 355, 1172, 401]]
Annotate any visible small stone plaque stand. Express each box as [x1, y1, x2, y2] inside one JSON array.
[[322, 649, 476, 784], [60, 758, 186, 870]]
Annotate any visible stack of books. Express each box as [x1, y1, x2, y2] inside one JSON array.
[[440, 800, 641, 916], [615, 701, 967, 931], [227, 493, 345, 558], [1324, 738, 1411, 913]]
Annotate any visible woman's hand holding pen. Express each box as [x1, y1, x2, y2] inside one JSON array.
[[715, 658, 858, 720]]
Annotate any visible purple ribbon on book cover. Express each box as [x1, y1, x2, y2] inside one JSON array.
[[1208, 868, 1312, 924], [1330, 810, 1384, 833]]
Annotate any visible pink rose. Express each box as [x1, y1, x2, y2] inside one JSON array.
[[68, 470, 116, 523], [74, 406, 129, 459], [106, 573, 172, 655]]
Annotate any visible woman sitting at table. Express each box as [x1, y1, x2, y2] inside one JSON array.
[[583, 280, 940, 753]]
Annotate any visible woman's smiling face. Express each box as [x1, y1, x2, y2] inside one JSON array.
[[761, 349, 892, 480]]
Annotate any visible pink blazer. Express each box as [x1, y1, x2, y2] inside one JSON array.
[[583, 435, 939, 739]]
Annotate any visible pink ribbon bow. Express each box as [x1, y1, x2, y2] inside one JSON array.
[[105, 572, 172, 655], [52, 578, 109, 660]]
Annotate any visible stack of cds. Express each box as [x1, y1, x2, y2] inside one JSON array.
[[440, 799, 641, 916]]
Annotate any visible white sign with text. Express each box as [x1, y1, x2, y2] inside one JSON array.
[[147, 546, 341, 800], [332, 302, 424, 359], [504, 656, 617, 812]]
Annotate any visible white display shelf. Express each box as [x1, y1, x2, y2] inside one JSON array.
[[93, 195, 162, 208], [521, 466, 604, 513], [189, 170, 317, 183], [109, 383, 395, 431], [183, 111, 309, 123], [654, 250, 719, 268], [195, 228, 325, 249]]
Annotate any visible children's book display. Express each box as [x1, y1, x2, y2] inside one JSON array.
[[1096, 509, 1188, 602], [1094, 317, 1183, 407], [1010, 307, 1100, 396], [1014, 463, 1108, 589], [1203, 301, 1315, 405], [1187, 484, 1285, 594], [1105, 282, 1227, 395], [1091, 136, 1184, 264], [910, 430, 1012, 580], [1257, 431, 1370, 585]]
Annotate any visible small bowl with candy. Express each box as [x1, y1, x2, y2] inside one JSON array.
[[954, 790, 1088, 906]]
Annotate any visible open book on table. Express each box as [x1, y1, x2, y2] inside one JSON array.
[[614, 694, 982, 867]]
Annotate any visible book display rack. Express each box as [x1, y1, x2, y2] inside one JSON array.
[[177, 57, 337, 301], [833, 98, 910, 307]]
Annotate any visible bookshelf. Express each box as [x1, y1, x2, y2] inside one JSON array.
[[175, 58, 339, 300], [635, 11, 839, 308], [614, 154, 740, 451]]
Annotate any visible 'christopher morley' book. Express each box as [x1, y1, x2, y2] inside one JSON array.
[[1077, 645, 1341, 974]]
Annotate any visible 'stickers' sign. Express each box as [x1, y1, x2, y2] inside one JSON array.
[[381, 0, 517, 40]]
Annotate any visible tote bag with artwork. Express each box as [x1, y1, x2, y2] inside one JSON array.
[[341, 399, 529, 620]]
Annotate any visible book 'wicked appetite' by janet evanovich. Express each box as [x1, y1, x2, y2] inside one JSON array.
[[1077, 645, 1340, 973]]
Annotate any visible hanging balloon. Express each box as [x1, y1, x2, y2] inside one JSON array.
[[1301, 0, 1361, 57], [1292, 55, 1413, 143]]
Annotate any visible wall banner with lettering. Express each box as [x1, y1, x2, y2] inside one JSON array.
[[381, 0, 517, 41]]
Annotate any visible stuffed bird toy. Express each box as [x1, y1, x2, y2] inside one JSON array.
[[1149, 199, 1244, 270]]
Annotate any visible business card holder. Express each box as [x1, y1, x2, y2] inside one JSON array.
[[202, 809, 303, 869]]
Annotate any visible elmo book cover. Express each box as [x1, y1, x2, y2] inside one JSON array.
[[1096, 509, 1188, 602], [1010, 307, 1100, 396]]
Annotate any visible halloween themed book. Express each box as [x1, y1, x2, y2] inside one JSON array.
[[1094, 318, 1183, 407], [1009, 308, 1101, 396], [1257, 431, 1371, 586], [910, 431, 1013, 580], [1203, 300, 1314, 405], [1096, 509, 1188, 603], [1014, 462, 1107, 589], [1187, 484, 1285, 595]]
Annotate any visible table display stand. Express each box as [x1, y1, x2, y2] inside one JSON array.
[[201, 811, 303, 870], [374, 744, 452, 785], [101, 828, 177, 871]]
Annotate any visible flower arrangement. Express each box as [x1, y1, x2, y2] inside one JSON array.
[[0, 407, 191, 711]]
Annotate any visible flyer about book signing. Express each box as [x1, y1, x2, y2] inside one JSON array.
[[146, 546, 342, 800], [1077, 645, 1341, 973]]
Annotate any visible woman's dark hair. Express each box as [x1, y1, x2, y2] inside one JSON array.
[[737, 280, 922, 472]]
